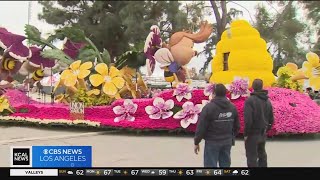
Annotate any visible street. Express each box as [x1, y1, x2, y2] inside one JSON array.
[[0, 126, 320, 167]]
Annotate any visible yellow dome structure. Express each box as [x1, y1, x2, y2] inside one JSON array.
[[210, 20, 275, 87]]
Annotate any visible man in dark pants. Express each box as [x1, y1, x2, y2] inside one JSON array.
[[194, 84, 240, 167], [244, 79, 274, 167]]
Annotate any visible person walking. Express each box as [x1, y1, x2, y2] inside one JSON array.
[[194, 84, 240, 167], [244, 79, 274, 167]]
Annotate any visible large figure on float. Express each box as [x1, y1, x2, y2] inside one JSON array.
[[210, 20, 275, 87], [144, 21, 213, 85]]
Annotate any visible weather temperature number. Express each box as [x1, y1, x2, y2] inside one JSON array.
[[186, 170, 194, 176], [241, 170, 249, 176], [213, 169, 223, 176], [104, 170, 112, 176], [131, 170, 139, 176]]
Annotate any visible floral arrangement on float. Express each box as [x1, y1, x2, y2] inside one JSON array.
[[2, 77, 320, 135], [0, 20, 319, 136]]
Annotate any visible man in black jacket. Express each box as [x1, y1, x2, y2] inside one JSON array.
[[244, 79, 274, 167], [194, 84, 240, 167]]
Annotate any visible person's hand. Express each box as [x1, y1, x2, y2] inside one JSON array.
[[244, 136, 248, 141], [194, 145, 200, 155]]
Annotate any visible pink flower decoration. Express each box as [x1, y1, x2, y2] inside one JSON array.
[[145, 97, 174, 119], [204, 83, 215, 98], [229, 77, 250, 99], [113, 99, 138, 122], [173, 101, 202, 128], [173, 83, 192, 102]]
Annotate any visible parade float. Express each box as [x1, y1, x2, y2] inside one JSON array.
[[0, 20, 319, 136]]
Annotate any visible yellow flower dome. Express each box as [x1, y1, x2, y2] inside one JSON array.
[[89, 63, 125, 96], [60, 60, 93, 87], [210, 20, 275, 87], [302, 52, 320, 89]]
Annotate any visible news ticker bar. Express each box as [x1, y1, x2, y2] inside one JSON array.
[[7, 168, 320, 177], [9, 168, 248, 176]]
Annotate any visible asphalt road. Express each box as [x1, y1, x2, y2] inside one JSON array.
[[1, 126, 320, 167]]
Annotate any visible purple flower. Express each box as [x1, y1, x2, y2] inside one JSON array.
[[62, 39, 86, 60], [204, 83, 215, 99], [29, 46, 55, 68], [145, 97, 174, 119], [0, 27, 31, 60], [173, 83, 192, 102], [229, 77, 250, 99], [113, 99, 138, 122], [144, 25, 162, 75], [173, 101, 203, 128]]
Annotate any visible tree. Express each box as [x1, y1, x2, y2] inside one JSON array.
[[299, 1, 320, 54], [38, 1, 206, 61], [254, 1, 307, 74], [200, 1, 242, 75]]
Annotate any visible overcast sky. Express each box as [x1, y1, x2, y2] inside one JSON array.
[[0, 1, 313, 77]]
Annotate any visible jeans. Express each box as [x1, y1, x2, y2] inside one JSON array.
[[204, 141, 232, 167], [245, 134, 267, 167]]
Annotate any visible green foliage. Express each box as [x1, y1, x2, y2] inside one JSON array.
[[273, 66, 303, 92], [0, 109, 14, 116], [115, 51, 146, 69], [93, 94, 114, 107], [38, 1, 206, 60], [54, 27, 86, 43], [77, 46, 97, 62], [300, 1, 320, 25], [254, 2, 307, 74], [72, 89, 114, 107], [101, 49, 111, 65], [299, 1, 320, 54], [24, 24, 43, 46], [172, 106, 182, 115], [41, 49, 73, 64], [19, 108, 29, 113]]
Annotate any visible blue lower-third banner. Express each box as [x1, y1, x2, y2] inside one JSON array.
[[32, 146, 92, 167]]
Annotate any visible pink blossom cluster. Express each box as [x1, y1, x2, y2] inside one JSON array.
[[229, 78, 249, 96], [4, 89, 37, 106]]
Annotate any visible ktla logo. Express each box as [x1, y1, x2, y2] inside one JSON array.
[[10, 146, 32, 167]]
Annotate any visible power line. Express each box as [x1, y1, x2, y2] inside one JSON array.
[[228, 1, 254, 24], [28, 1, 32, 25]]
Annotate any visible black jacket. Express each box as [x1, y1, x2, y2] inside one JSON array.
[[244, 90, 274, 136], [194, 97, 240, 145]]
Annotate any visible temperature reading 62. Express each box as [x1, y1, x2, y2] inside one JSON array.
[[241, 170, 249, 176]]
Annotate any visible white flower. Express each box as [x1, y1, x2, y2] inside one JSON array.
[[113, 99, 138, 122], [145, 97, 174, 119], [173, 83, 193, 102], [173, 101, 202, 128]]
